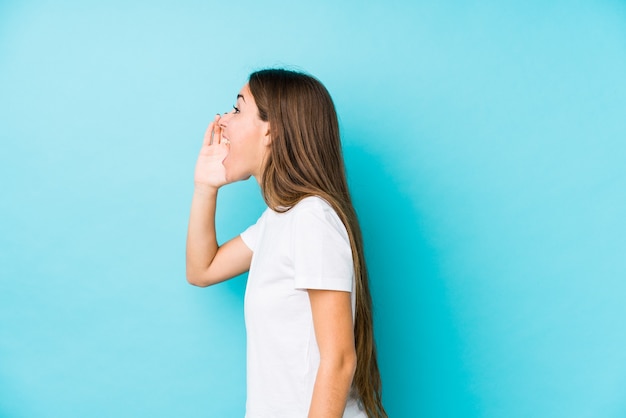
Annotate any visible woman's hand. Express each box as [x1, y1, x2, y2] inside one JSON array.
[[194, 114, 230, 190], [187, 115, 252, 288]]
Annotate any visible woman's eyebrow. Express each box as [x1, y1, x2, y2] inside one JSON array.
[[237, 94, 246, 103]]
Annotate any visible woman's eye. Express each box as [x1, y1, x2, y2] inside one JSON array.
[[232, 105, 240, 114]]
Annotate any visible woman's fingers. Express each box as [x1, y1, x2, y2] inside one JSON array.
[[195, 117, 229, 187], [203, 120, 215, 147], [202, 114, 223, 146], [213, 115, 223, 145]]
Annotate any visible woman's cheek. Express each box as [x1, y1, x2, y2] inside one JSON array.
[[223, 154, 241, 182], [225, 156, 234, 172]]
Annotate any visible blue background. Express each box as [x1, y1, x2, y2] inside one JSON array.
[[2, 1, 626, 417]]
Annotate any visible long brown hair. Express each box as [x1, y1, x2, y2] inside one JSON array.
[[249, 68, 387, 418]]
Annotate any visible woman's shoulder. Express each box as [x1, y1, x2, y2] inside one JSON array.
[[290, 196, 339, 220], [294, 195, 333, 211], [291, 196, 347, 235]]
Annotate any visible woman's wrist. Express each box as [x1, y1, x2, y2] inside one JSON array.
[[193, 183, 219, 197]]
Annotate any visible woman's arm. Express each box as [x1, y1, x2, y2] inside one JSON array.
[[307, 289, 357, 418], [186, 116, 252, 287]]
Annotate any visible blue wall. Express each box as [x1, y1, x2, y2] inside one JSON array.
[[1, 1, 625, 417]]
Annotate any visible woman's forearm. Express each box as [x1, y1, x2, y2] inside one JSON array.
[[186, 185, 219, 286], [308, 354, 357, 418]]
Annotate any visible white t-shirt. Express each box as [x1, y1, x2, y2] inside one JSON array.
[[240, 196, 366, 418]]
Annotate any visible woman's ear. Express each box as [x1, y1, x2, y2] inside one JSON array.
[[262, 125, 271, 146]]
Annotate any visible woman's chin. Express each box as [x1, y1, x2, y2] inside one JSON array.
[[225, 172, 252, 183]]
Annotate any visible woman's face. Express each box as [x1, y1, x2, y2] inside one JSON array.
[[219, 83, 270, 183]]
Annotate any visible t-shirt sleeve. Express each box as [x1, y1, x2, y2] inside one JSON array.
[[292, 200, 354, 292], [240, 211, 265, 252]]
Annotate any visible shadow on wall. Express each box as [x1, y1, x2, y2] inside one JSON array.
[[344, 141, 479, 418]]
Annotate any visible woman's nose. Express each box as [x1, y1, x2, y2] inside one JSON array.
[[218, 111, 231, 127]]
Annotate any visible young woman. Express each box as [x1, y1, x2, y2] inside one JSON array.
[[186, 69, 386, 418]]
